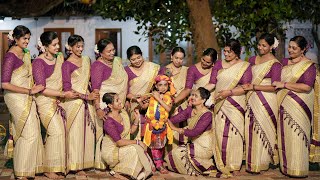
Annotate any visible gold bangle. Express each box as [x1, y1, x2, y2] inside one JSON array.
[[28, 89, 32, 95]]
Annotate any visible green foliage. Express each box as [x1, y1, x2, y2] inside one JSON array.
[[212, 0, 295, 56], [93, 0, 191, 53]]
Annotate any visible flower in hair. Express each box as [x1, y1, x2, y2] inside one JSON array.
[[37, 38, 45, 53], [65, 42, 71, 50], [272, 37, 279, 49], [7, 30, 14, 44], [94, 44, 99, 54]]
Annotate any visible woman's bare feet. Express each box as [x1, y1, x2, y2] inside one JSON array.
[[75, 170, 87, 176], [44, 172, 63, 179], [157, 166, 169, 174]]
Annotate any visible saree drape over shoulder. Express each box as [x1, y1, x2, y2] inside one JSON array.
[[3, 52, 43, 177], [214, 60, 251, 171], [62, 56, 95, 171], [126, 61, 160, 139], [92, 57, 128, 170], [245, 57, 281, 173], [277, 59, 316, 177], [101, 111, 153, 179], [34, 53, 66, 173]]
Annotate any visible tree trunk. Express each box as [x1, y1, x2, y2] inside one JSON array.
[[186, 0, 220, 61], [312, 24, 320, 64], [276, 33, 286, 62]]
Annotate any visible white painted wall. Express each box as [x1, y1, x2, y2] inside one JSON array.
[[0, 16, 149, 61]]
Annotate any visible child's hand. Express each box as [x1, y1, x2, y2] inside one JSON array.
[[133, 108, 140, 121], [152, 91, 161, 100]]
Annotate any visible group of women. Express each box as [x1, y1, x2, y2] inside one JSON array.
[[1, 25, 319, 180]]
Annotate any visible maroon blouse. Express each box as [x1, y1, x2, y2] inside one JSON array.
[[32, 58, 55, 87], [282, 58, 316, 87], [248, 56, 282, 83], [104, 116, 124, 142], [209, 60, 252, 85], [170, 106, 212, 137], [185, 65, 208, 89], [90, 60, 112, 90], [62, 61, 79, 91], [1, 52, 24, 83]]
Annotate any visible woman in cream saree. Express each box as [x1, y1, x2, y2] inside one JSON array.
[[273, 36, 317, 177], [242, 33, 282, 173], [165, 88, 231, 178], [62, 35, 99, 173], [101, 93, 154, 180], [125, 46, 160, 139], [2, 25, 44, 179], [209, 39, 252, 172], [91, 39, 128, 170]]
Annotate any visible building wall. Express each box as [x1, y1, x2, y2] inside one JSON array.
[[0, 16, 149, 61]]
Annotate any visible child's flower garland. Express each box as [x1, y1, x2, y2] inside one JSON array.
[[146, 91, 172, 130]]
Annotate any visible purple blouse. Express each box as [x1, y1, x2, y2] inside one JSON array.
[[90, 61, 112, 90], [248, 56, 282, 83], [282, 58, 317, 87], [185, 65, 206, 89], [1, 52, 24, 83], [32, 58, 55, 87], [209, 60, 252, 85], [104, 117, 124, 142], [62, 61, 79, 91], [124, 66, 137, 82], [158, 66, 166, 75], [170, 106, 212, 137]]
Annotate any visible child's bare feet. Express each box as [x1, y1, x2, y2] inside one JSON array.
[[157, 166, 169, 174]]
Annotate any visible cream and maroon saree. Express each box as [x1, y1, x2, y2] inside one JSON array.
[[101, 111, 153, 179], [245, 59, 279, 173], [214, 61, 250, 171], [277, 60, 315, 177], [63, 56, 95, 171], [95, 57, 128, 169], [35, 53, 66, 173], [4, 51, 43, 177]]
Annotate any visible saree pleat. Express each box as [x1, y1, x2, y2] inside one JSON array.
[[35, 53, 66, 173], [101, 111, 153, 179], [214, 61, 250, 171], [245, 60, 279, 173], [310, 65, 320, 163], [94, 57, 128, 170], [4, 52, 43, 177], [277, 61, 314, 177], [63, 56, 95, 171]]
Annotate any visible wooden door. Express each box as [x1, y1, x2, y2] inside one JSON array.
[[95, 29, 121, 57]]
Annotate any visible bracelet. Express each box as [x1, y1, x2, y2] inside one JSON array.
[[253, 84, 255, 91], [284, 82, 287, 89], [229, 90, 233, 96], [60, 91, 65, 98], [28, 89, 32, 95], [136, 139, 139, 145]]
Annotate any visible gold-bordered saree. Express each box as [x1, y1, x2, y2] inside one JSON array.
[[94, 57, 128, 169], [4, 51, 43, 177], [34, 53, 66, 173], [214, 61, 250, 171], [63, 56, 95, 171], [101, 111, 153, 179], [245, 58, 279, 173], [277, 60, 315, 177]]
